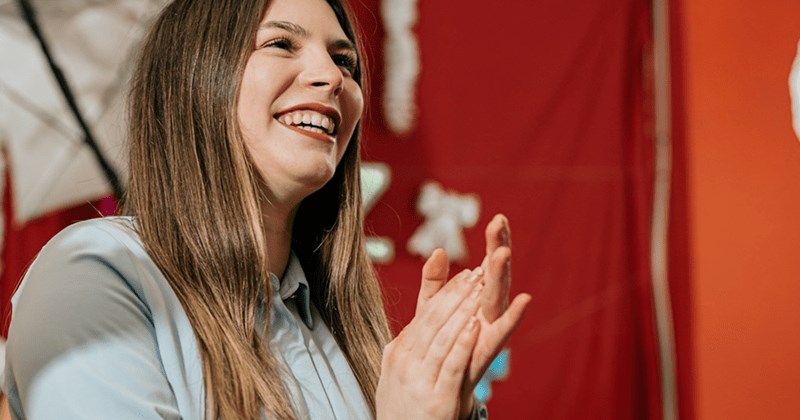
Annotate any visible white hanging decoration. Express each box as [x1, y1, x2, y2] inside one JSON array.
[[381, 0, 420, 134], [790, 39, 800, 142], [360, 162, 395, 264], [407, 181, 480, 263]]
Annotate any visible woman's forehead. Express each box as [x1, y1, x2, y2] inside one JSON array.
[[259, 0, 348, 40]]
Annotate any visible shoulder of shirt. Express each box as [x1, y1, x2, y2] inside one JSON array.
[[15, 216, 157, 304], [38, 216, 144, 261], [54, 215, 138, 237]]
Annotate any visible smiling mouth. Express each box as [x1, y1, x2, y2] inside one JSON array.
[[275, 110, 337, 136]]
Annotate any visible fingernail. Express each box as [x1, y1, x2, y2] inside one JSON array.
[[467, 267, 484, 283], [460, 269, 473, 282], [471, 283, 483, 300]]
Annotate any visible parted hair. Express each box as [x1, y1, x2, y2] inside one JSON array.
[[122, 0, 391, 418]]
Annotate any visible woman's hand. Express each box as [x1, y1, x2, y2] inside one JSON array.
[[376, 266, 485, 419], [416, 214, 531, 418]]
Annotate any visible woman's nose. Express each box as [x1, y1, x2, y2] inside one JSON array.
[[299, 52, 344, 97]]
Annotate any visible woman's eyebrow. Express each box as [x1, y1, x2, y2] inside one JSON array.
[[260, 20, 309, 37], [260, 20, 356, 52], [331, 39, 357, 53]]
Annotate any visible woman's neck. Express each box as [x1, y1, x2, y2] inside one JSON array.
[[261, 203, 297, 279]]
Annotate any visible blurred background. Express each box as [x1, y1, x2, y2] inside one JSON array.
[[2, 0, 800, 419]]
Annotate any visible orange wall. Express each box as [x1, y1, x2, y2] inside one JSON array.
[[682, 0, 800, 418]]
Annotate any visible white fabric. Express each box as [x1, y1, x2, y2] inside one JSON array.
[[790, 39, 800, 142], [0, 1, 165, 223]]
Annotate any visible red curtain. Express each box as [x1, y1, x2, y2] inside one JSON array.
[[352, 0, 664, 418]]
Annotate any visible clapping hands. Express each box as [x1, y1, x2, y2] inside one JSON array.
[[376, 215, 531, 419]]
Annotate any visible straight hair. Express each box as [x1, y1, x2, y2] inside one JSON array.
[[123, 0, 391, 418]]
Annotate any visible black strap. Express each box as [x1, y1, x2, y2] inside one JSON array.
[[16, 0, 124, 201]]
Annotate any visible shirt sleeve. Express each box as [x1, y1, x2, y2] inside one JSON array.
[[4, 223, 182, 419], [470, 399, 489, 420]]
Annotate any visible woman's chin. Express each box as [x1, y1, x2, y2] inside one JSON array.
[[251, 157, 339, 205], [288, 167, 338, 196]]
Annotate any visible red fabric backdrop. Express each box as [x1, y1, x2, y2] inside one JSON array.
[[352, 0, 663, 418], [1, 0, 672, 418]]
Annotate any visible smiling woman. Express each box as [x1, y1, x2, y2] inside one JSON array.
[[2, 0, 530, 419], [239, 0, 363, 203]]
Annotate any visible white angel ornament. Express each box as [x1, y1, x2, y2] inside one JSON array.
[[407, 181, 480, 263]]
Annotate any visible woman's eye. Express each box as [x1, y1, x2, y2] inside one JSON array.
[[262, 38, 294, 51], [333, 54, 357, 74]]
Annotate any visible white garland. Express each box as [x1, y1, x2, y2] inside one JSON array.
[[381, 0, 420, 134], [790, 39, 800, 142]]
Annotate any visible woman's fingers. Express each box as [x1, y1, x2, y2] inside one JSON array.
[[416, 249, 450, 317], [419, 281, 483, 383], [434, 315, 481, 396], [481, 293, 532, 356], [401, 268, 471, 354], [481, 245, 511, 323], [384, 269, 484, 395], [461, 292, 531, 393], [480, 215, 512, 323], [484, 214, 510, 256], [494, 293, 532, 343], [410, 269, 482, 360], [377, 302, 483, 420]]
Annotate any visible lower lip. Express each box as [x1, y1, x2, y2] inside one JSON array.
[[277, 120, 335, 144]]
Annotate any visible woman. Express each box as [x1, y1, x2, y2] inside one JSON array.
[[3, 0, 530, 418]]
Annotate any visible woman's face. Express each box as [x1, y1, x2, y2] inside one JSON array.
[[238, 0, 363, 203]]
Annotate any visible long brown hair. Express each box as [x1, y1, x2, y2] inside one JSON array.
[[122, 0, 391, 418]]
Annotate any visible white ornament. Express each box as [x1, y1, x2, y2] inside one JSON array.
[[407, 181, 480, 263], [381, 0, 420, 134], [361, 162, 395, 264], [790, 39, 800, 142]]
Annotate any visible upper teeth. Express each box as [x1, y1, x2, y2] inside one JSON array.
[[277, 110, 335, 134]]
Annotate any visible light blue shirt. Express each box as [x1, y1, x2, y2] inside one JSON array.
[[3, 217, 373, 419]]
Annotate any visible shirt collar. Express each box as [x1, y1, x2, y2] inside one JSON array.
[[271, 252, 314, 329]]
